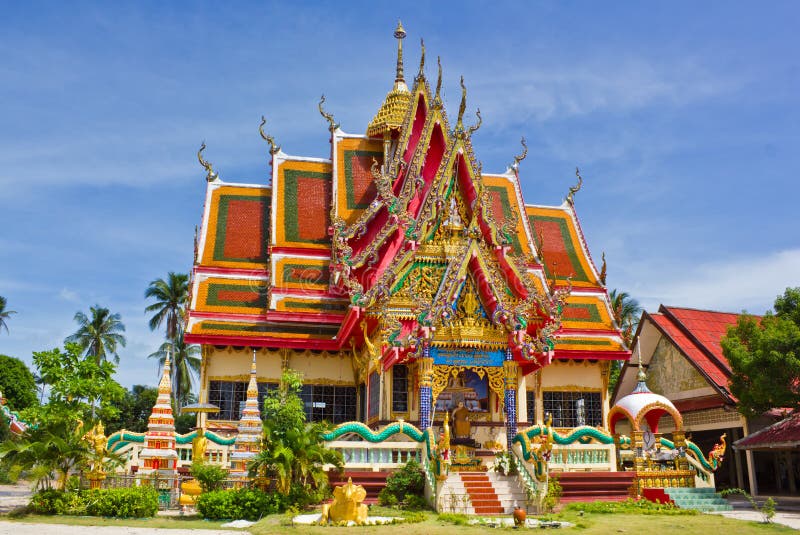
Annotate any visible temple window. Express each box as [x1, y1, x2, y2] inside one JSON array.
[[392, 365, 409, 413], [208, 380, 278, 420], [299, 385, 357, 424], [526, 390, 536, 424], [543, 391, 602, 428], [368, 372, 380, 421]]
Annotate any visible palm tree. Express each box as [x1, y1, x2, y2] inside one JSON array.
[[145, 272, 189, 341], [148, 330, 201, 407], [609, 289, 642, 347], [65, 306, 127, 365], [0, 296, 16, 334]]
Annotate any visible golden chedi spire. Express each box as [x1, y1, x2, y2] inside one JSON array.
[[367, 20, 413, 138]]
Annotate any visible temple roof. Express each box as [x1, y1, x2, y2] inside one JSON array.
[[185, 25, 629, 364], [734, 411, 800, 450]]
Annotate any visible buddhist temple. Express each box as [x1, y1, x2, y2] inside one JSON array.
[[184, 23, 630, 452]]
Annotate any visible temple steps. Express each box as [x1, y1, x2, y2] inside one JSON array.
[[327, 470, 391, 504], [439, 471, 528, 514], [554, 471, 636, 503], [658, 487, 733, 512]]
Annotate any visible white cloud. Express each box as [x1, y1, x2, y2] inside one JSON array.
[[629, 249, 800, 314], [58, 288, 80, 303]]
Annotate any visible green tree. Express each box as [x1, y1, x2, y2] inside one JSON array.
[[105, 385, 158, 434], [148, 331, 200, 408], [0, 417, 91, 490], [65, 306, 126, 365], [722, 287, 800, 417], [0, 296, 16, 334], [27, 343, 125, 425], [145, 272, 189, 341], [0, 355, 38, 411], [609, 289, 642, 346], [248, 370, 342, 496]]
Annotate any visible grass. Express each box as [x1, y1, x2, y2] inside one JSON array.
[[3, 508, 796, 534]]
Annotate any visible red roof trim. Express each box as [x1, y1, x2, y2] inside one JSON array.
[[553, 349, 630, 361]]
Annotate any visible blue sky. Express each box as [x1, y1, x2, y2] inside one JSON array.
[[1, 1, 798, 388]]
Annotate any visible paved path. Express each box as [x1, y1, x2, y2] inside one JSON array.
[[0, 482, 32, 514], [0, 522, 241, 535], [711, 510, 800, 530]]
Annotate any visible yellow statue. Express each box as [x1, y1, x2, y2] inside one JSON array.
[[452, 401, 471, 439], [708, 433, 727, 468], [319, 478, 368, 525], [82, 422, 107, 473], [192, 427, 208, 462]]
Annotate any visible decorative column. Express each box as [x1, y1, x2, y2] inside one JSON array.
[[139, 354, 179, 485], [230, 350, 263, 483], [503, 347, 518, 449], [418, 342, 434, 430]]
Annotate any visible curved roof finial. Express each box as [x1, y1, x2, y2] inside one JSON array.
[[566, 166, 583, 205], [417, 38, 425, 79], [434, 56, 443, 107], [197, 141, 218, 182], [512, 137, 528, 172], [394, 20, 406, 85], [259, 116, 280, 155], [318, 94, 339, 133], [466, 109, 482, 138], [456, 75, 467, 130], [599, 251, 607, 286]]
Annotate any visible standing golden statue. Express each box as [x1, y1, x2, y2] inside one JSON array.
[[192, 427, 208, 463], [82, 421, 108, 489]]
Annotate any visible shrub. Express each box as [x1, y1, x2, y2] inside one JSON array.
[[28, 487, 158, 518], [83, 486, 158, 517], [379, 460, 425, 508], [565, 498, 697, 515], [190, 462, 228, 492], [543, 475, 562, 513], [437, 512, 469, 525], [197, 488, 286, 520]]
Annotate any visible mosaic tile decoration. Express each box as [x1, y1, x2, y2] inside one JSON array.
[[201, 186, 270, 269], [526, 206, 599, 287], [276, 160, 332, 248]]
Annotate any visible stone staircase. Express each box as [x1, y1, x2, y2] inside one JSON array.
[[555, 471, 636, 503], [439, 471, 527, 515], [660, 487, 732, 512]]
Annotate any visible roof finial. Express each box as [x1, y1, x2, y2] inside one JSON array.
[[259, 116, 280, 155], [466, 109, 482, 138], [251, 347, 257, 374], [417, 38, 425, 79], [566, 166, 583, 205], [394, 20, 406, 87], [434, 56, 443, 107], [599, 252, 607, 286], [318, 95, 339, 132], [456, 75, 467, 131], [197, 141, 218, 182], [512, 137, 528, 173]]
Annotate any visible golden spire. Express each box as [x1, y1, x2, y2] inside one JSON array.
[[367, 22, 413, 137], [566, 167, 583, 205], [394, 20, 407, 89], [456, 76, 467, 131], [433, 56, 443, 107], [417, 38, 425, 79]]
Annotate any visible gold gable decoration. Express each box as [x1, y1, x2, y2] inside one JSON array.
[[367, 20, 413, 138]]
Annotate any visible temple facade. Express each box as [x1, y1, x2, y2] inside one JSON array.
[[184, 23, 630, 450]]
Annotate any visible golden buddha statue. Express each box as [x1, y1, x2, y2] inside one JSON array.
[[452, 401, 471, 439], [192, 427, 208, 462]]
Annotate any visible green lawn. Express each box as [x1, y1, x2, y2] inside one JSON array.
[[4, 510, 795, 534]]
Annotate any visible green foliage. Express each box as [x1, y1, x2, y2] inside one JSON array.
[[379, 460, 426, 508], [26, 343, 125, 424], [190, 461, 228, 492], [720, 488, 776, 523], [148, 331, 200, 408], [609, 289, 642, 346], [145, 272, 189, 341], [543, 475, 562, 513], [28, 487, 158, 518], [437, 512, 470, 525], [0, 295, 16, 334], [565, 498, 697, 515], [105, 385, 158, 434], [722, 287, 800, 417], [0, 417, 91, 490], [196, 488, 285, 520], [84, 487, 158, 517], [0, 354, 38, 411], [64, 305, 126, 365], [249, 369, 343, 500]]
